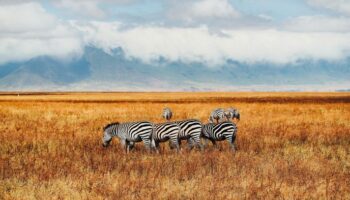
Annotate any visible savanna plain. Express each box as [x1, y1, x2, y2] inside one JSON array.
[[0, 92, 349, 199]]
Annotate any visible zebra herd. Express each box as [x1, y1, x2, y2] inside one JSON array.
[[102, 107, 240, 153]]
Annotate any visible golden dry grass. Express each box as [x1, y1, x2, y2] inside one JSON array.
[[0, 92, 349, 199]]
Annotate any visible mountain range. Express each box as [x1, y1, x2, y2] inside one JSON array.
[[0, 46, 349, 91]]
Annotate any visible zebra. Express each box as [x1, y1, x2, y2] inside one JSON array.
[[162, 107, 172, 121], [209, 108, 226, 123], [175, 119, 203, 150], [225, 107, 240, 121], [102, 121, 153, 153], [201, 122, 237, 151], [151, 122, 180, 153]]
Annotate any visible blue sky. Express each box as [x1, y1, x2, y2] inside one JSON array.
[[39, 0, 338, 21], [39, 0, 336, 22], [232, 0, 319, 19], [1, 0, 350, 65]]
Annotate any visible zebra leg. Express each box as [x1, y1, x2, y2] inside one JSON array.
[[120, 139, 130, 153], [153, 141, 160, 154], [150, 138, 158, 153], [129, 142, 135, 151], [127, 142, 135, 153], [141, 137, 152, 153], [126, 141, 135, 153], [210, 139, 218, 148], [191, 135, 204, 151], [226, 136, 236, 152], [122, 141, 134, 153], [174, 142, 180, 153], [187, 138, 194, 150], [169, 139, 181, 149], [169, 136, 180, 152], [125, 140, 130, 153], [232, 134, 237, 151], [232, 133, 237, 151]]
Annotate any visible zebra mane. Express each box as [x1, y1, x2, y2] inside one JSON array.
[[103, 122, 119, 131]]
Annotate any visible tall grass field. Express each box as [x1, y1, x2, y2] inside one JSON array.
[[1, 92, 349, 199]]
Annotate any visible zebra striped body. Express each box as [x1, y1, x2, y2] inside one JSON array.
[[102, 121, 153, 152], [152, 122, 180, 152], [225, 107, 240, 121], [162, 107, 173, 121], [209, 108, 225, 123], [175, 119, 203, 150], [202, 122, 237, 151]]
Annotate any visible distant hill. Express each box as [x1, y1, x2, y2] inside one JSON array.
[[0, 46, 349, 91]]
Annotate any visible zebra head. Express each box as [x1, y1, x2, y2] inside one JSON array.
[[231, 109, 240, 121], [226, 108, 240, 121], [235, 110, 240, 121], [102, 122, 118, 147], [224, 110, 232, 121]]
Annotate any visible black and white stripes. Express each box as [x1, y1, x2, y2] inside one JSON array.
[[101, 107, 239, 153], [210, 107, 240, 123], [202, 122, 237, 151], [102, 121, 153, 152], [209, 108, 225, 123], [151, 122, 180, 152], [175, 119, 203, 150], [162, 107, 173, 121], [225, 107, 240, 121]]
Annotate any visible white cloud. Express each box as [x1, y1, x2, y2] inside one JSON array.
[[1, 1, 350, 67], [0, 2, 82, 64], [73, 22, 350, 65], [284, 15, 350, 32], [72, 21, 122, 53], [191, 0, 240, 19], [308, 0, 350, 16], [52, 0, 140, 19], [167, 0, 240, 23], [0, 37, 82, 63], [0, 2, 56, 32], [0, 0, 34, 5]]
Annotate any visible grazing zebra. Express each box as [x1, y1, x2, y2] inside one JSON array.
[[175, 119, 203, 150], [209, 108, 226, 123], [225, 107, 240, 121], [162, 107, 172, 121], [102, 121, 153, 153], [151, 122, 180, 152], [201, 122, 237, 151]]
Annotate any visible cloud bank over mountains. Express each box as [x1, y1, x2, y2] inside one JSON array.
[[0, 0, 349, 90], [0, 3, 82, 64], [1, 46, 349, 91], [74, 22, 350, 65]]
